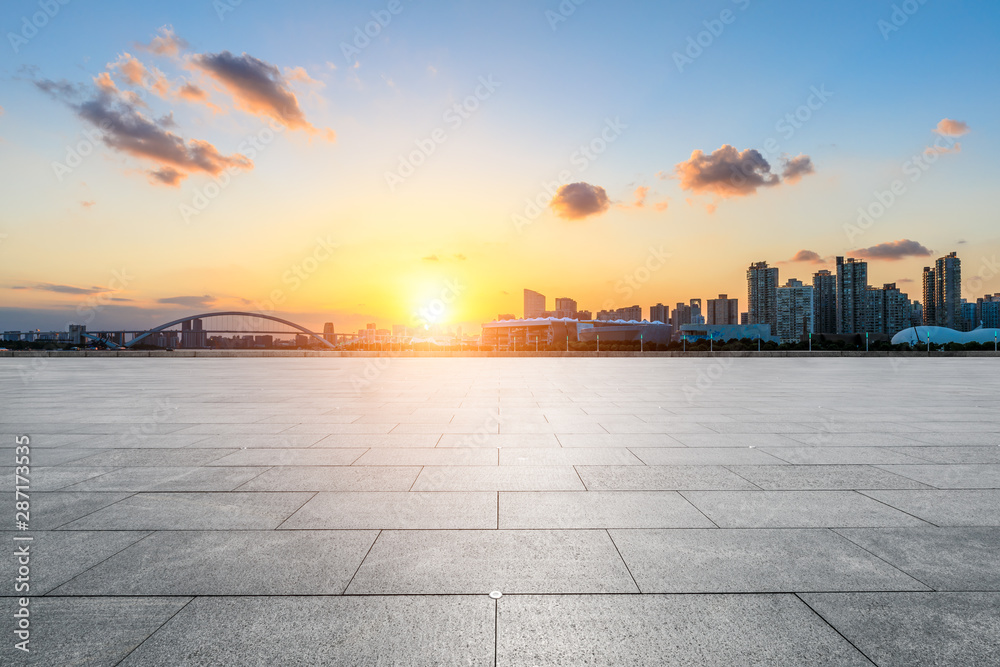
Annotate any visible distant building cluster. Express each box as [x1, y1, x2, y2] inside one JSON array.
[[506, 250, 992, 346]]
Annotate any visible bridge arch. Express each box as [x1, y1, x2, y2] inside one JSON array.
[[126, 311, 336, 349]]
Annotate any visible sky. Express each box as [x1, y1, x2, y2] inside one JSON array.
[[2, 0, 999, 334]]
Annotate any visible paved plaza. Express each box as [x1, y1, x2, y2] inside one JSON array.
[[2, 356, 999, 665]]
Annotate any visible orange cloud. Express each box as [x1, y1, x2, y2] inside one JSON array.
[[787, 250, 825, 264], [110, 53, 170, 98], [934, 118, 970, 137], [193, 51, 334, 139], [550, 182, 611, 220], [36, 74, 252, 187], [137, 25, 188, 58], [675, 145, 814, 207], [849, 239, 932, 261]]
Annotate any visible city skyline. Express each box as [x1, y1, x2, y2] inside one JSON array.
[[2, 2, 999, 335]]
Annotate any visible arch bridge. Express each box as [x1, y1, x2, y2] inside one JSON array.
[[124, 312, 337, 349]]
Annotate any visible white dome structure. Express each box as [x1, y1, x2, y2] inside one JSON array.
[[891, 326, 1000, 346]]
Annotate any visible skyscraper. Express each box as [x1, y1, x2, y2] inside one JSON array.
[[836, 256, 867, 334], [689, 298, 703, 324], [323, 322, 335, 344], [747, 261, 778, 335], [812, 269, 836, 334], [523, 289, 545, 319], [650, 303, 669, 323], [554, 297, 577, 319], [878, 283, 913, 334], [934, 252, 962, 329], [706, 294, 739, 325], [671, 303, 692, 331], [922, 266, 936, 326], [776, 279, 814, 343]]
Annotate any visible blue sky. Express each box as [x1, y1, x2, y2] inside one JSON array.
[[2, 0, 998, 332]]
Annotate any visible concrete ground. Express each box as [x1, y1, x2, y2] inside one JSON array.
[[2, 357, 999, 666]]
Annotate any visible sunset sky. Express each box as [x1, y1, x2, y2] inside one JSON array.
[[2, 0, 999, 334]]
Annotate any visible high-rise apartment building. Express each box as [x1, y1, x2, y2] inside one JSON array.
[[689, 298, 703, 324], [323, 322, 335, 343], [616, 305, 642, 321], [671, 303, 692, 330], [836, 256, 867, 334], [934, 252, 963, 329], [747, 261, 778, 335], [878, 283, 913, 334], [707, 294, 739, 325], [812, 269, 837, 334], [976, 294, 1000, 329], [554, 297, 577, 319], [650, 303, 669, 323], [524, 289, 546, 319], [776, 279, 814, 343], [922, 266, 936, 326], [961, 301, 976, 331]]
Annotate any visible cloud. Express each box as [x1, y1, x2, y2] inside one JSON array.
[[897, 278, 915, 283], [631, 186, 649, 208], [193, 51, 334, 138], [157, 295, 215, 308], [136, 25, 188, 58], [422, 254, 439, 261], [654, 201, 669, 212], [34, 76, 252, 186], [788, 249, 825, 264], [850, 239, 932, 261], [674, 145, 815, 200], [453, 254, 467, 261], [934, 118, 970, 137], [284, 66, 322, 87], [12, 282, 109, 295], [109, 52, 170, 98], [549, 182, 611, 220], [781, 154, 815, 183], [80, 200, 96, 208], [925, 143, 961, 155]]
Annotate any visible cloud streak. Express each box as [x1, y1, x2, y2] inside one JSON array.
[[787, 249, 825, 264], [850, 239, 932, 261], [157, 295, 215, 307], [12, 282, 110, 295], [35, 75, 252, 186], [193, 51, 333, 138]]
